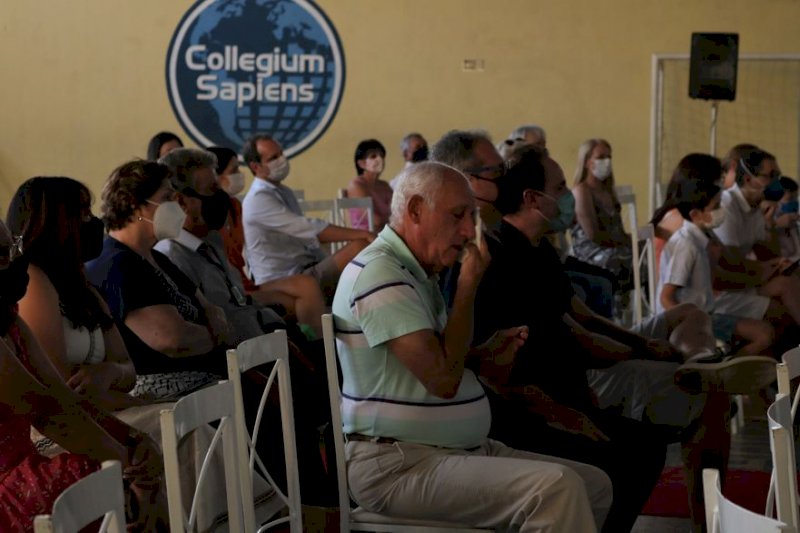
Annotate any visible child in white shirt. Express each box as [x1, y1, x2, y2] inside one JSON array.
[[659, 178, 775, 356]]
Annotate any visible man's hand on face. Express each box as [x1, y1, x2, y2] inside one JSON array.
[[459, 229, 490, 287]]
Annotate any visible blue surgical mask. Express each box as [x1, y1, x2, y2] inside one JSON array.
[[538, 190, 576, 232], [780, 200, 799, 215], [764, 179, 785, 202]]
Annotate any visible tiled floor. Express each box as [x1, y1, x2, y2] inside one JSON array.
[[632, 397, 773, 533]]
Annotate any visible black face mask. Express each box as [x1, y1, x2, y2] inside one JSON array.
[[0, 257, 30, 335], [80, 216, 105, 262], [410, 146, 429, 163], [199, 189, 232, 231]]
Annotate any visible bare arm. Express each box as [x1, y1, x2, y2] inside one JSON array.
[[660, 283, 680, 310], [317, 224, 375, 244], [125, 304, 215, 357], [568, 295, 647, 354], [17, 264, 71, 379], [491, 381, 609, 442], [66, 289, 140, 411], [386, 238, 489, 398], [3, 317, 128, 463]]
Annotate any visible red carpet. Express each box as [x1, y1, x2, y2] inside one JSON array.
[[641, 466, 772, 517]]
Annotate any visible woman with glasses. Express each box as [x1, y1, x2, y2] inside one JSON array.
[[571, 139, 634, 294], [0, 218, 166, 531]]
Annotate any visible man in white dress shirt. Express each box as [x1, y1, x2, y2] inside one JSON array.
[[241, 134, 375, 296]]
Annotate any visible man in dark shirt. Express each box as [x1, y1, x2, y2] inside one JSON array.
[[473, 147, 776, 532], [473, 149, 665, 532]]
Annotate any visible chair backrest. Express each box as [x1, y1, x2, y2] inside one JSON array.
[[615, 186, 638, 236], [704, 468, 789, 533], [632, 224, 657, 323], [33, 460, 126, 533], [226, 330, 302, 533], [337, 188, 348, 199], [298, 198, 336, 222], [160, 381, 245, 533], [291, 189, 305, 201], [778, 346, 800, 416], [298, 198, 337, 254], [766, 393, 800, 528], [335, 197, 375, 232], [321, 314, 352, 533]]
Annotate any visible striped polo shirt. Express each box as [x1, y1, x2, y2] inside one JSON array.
[[331, 226, 490, 449]]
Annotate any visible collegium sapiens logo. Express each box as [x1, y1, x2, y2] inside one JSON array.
[[166, 0, 345, 157]]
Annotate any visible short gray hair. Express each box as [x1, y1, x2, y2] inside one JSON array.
[[429, 129, 492, 171], [400, 132, 425, 153], [509, 124, 546, 143], [390, 161, 468, 228], [158, 147, 218, 191]]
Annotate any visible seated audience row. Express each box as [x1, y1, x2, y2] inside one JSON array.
[[4, 125, 791, 531]]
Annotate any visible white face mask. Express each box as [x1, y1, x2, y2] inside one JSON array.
[[223, 172, 245, 196], [704, 208, 726, 229], [365, 156, 385, 174], [144, 200, 186, 240], [267, 155, 290, 182], [591, 158, 612, 181]]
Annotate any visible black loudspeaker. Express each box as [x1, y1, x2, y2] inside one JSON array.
[[689, 32, 739, 101]]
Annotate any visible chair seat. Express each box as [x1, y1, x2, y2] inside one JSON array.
[[351, 508, 484, 529]]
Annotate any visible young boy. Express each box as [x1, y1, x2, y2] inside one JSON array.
[[658, 179, 775, 356]]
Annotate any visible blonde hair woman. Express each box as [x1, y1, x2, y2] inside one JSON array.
[[570, 138, 634, 289]]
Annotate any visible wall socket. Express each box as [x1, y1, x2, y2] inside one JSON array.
[[462, 58, 485, 72]]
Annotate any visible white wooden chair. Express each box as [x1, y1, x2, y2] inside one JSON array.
[[778, 346, 800, 416], [765, 393, 800, 529], [614, 184, 637, 238], [632, 224, 657, 324], [160, 381, 245, 533], [298, 198, 336, 222], [765, 348, 800, 523], [703, 468, 789, 532], [615, 186, 639, 326], [226, 330, 302, 533], [298, 198, 337, 254], [321, 314, 490, 532], [336, 197, 375, 232], [33, 460, 126, 533]]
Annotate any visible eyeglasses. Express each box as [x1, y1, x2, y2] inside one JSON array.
[[464, 162, 508, 182]]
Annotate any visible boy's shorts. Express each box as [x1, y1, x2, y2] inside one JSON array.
[[710, 313, 739, 344]]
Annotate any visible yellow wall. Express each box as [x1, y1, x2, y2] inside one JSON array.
[[2, 0, 800, 217]]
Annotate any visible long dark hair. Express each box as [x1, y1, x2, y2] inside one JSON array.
[[7, 177, 113, 330], [651, 153, 722, 225]]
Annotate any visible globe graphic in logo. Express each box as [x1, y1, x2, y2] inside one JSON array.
[[166, 0, 345, 157]]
